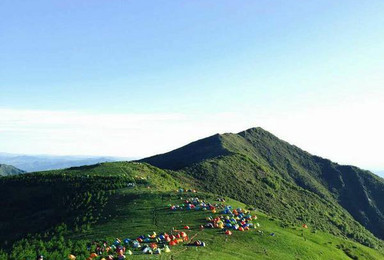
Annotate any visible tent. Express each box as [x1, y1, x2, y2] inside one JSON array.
[[164, 245, 171, 253], [142, 246, 152, 254], [132, 241, 141, 248]]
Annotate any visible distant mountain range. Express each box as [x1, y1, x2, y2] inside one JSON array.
[[0, 163, 25, 176], [0, 153, 131, 172]]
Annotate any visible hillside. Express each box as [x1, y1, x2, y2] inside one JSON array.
[[1, 161, 383, 259], [0, 164, 25, 176], [142, 127, 384, 243]]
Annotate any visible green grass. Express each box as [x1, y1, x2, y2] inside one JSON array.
[[141, 127, 384, 246], [1, 161, 383, 259], [66, 188, 384, 260]]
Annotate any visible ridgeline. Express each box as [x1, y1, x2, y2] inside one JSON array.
[[1, 128, 383, 259], [142, 127, 384, 243]]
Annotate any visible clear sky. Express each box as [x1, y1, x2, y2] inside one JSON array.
[[1, 1, 384, 171]]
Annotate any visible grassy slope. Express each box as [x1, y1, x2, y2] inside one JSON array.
[[142, 134, 231, 170], [141, 127, 384, 244], [182, 154, 381, 248], [228, 128, 384, 240], [54, 189, 384, 260], [1, 162, 383, 259], [0, 162, 190, 243]]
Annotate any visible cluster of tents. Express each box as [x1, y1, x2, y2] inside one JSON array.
[[168, 197, 262, 235], [68, 229, 203, 259], [177, 188, 197, 193], [204, 206, 260, 232], [168, 197, 224, 212], [67, 194, 269, 259]]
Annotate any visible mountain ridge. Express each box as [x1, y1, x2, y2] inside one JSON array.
[[1, 127, 384, 258], [141, 133, 231, 170], [141, 127, 384, 241]]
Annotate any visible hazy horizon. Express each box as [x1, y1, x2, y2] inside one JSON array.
[[1, 1, 384, 170]]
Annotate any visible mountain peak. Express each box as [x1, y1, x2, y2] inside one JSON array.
[[141, 127, 384, 240], [237, 127, 279, 139], [140, 133, 231, 170], [141, 127, 282, 171], [238, 126, 266, 133]]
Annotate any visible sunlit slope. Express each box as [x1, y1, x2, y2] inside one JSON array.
[[0, 162, 190, 243], [142, 127, 384, 246], [69, 189, 383, 260], [1, 161, 383, 259]]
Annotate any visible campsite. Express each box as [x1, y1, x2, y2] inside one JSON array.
[[2, 1, 384, 259], [1, 161, 383, 259], [64, 189, 383, 260]]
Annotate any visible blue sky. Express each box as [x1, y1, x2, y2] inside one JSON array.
[[1, 1, 384, 171]]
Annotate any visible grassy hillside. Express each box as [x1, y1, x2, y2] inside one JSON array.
[[141, 127, 384, 245], [234, 128, 384, 241], [143, 134, 231, 170], [1, 162, 383, 259], [0, 164, 25, 176], [0, 162, 189, 244], [181, 154, 381, 248]]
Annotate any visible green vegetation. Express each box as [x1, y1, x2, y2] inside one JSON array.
[[0, 162, 187, 243], [1, 167, 383, 259], [1, 127, 384, 259], [142, 127, 384, 246]]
